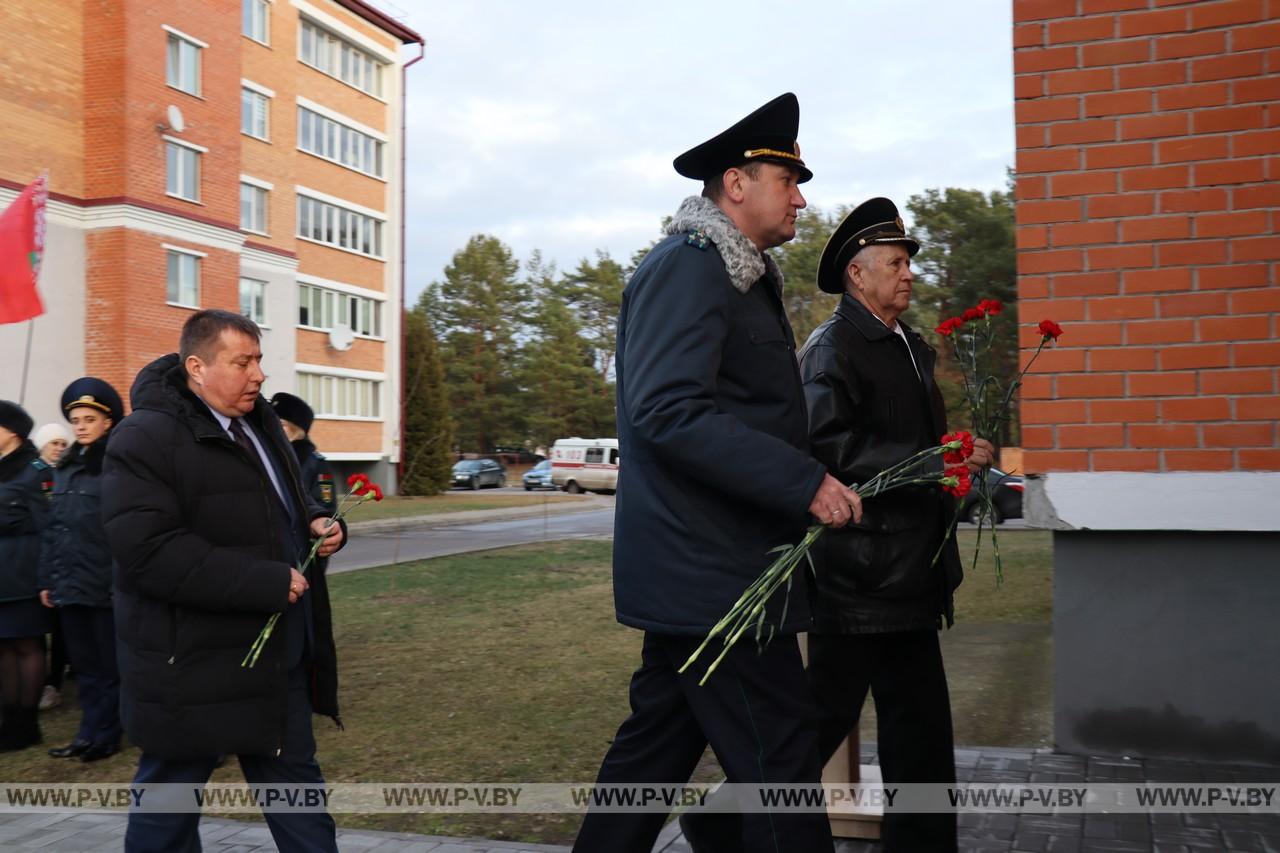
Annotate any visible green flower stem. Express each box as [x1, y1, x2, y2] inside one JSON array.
[[241, 488, 369, 668], [680, 444, 961, 685]]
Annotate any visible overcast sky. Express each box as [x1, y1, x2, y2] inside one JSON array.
[[394, 1, 1014, 303]]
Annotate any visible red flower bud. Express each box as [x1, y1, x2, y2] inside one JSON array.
[[943, 465, 972, 497], [1038, 319, 1063, 340]]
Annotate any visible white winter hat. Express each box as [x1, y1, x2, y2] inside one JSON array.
[[32, 422, 73, 451]]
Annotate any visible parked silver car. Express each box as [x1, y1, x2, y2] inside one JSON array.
[[522, 459, 555, 491]]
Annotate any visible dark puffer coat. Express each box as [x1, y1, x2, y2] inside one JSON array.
[[799, 294, 963, 634], [39, 440, 114, 608], [103, 354, 343, 759], [0, 442, 49, 603]]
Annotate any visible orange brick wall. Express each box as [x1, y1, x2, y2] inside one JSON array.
[[0, 1, 84, 197], [296, 328, 385, 372], [309, 418, 382, 451], [113, 0, 241, 224], [296, 240, 387, 288], [85, 229, 239, 408], [240, 0, 301, 257], [1014, 0, 1280, 473]]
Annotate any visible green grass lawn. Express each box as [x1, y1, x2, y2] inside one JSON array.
[[345, 491, 591, 522], [1, 529, 1052, 845]]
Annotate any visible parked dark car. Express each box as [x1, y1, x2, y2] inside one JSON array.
[[522, 459, 555, 491], [958, 468, 1024, 524], [452, 459, 506, 490]]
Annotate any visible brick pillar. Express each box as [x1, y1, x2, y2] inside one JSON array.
[[1013, 0, 1279, 475], [1012, 0, 1280, 764]]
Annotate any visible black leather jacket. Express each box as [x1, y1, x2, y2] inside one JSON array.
[[798, 295, 963, 634]]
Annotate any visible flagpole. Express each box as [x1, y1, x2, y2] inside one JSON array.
[[18, 319, 33, 405]]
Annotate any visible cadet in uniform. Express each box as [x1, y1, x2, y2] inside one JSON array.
[[271, 392, 336, 516]]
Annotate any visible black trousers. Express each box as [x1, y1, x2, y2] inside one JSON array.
[[124, 669, 335, 853], [60, 604, 121, 747], [808, 630, 957, 853], [572, 631, 834, 853]]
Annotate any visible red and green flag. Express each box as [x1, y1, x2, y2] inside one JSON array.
[[0, 174, 47, 325]]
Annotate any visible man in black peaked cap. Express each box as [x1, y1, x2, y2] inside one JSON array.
[[572, 94, 862, 853], [800, 197, 993, 852]]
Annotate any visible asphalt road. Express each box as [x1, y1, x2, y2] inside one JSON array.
[[330, 492, 1027, 575], [328, 506, 616, 574]]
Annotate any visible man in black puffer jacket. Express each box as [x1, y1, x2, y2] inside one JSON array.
[[103, 310, 346, 853]]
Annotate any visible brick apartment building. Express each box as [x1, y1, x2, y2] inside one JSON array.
[[0, 0, 423, 490], [1013, 0, 1279, 762]]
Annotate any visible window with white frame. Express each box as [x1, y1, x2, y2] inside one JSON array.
[[296, 373, 381, 418], [296, 195, 383, 257], [242, 0, 269, 44], [297, 107, 384, 177], [240, 277, 268, 325], [166, 142, 200, 201], [298, 19, 384, 97], [297, 283, 383, 337], [166, 32, 202, 96], [241, 87, 270, 140], [166, 251, 200, 307], [240, 182, 268, 233]]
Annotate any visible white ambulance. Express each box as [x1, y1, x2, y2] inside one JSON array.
[[550, 437, 620, 494]]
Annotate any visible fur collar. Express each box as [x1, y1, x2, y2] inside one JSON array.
[[0, 441, 38, 482], [665, 196, 783, 295]]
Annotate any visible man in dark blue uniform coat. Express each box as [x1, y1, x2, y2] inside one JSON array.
[[572, 93, 863, 853]]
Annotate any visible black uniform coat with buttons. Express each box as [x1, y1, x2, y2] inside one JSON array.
[[798, 294, 963, 634], [39, 440, 115, 608], [0, 442, 49, 604], [102, 354, 344, 759], [612, 196, 827, 636]]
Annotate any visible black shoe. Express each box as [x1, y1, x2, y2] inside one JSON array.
[[79, 742, 121, 763], [0, 706, 40, 752], [48, 740, 91, 758], [679, 810, 743, 853]]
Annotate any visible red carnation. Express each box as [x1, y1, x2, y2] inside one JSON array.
[[346, 473, 370, 495], [1038, 319, 1063, 340], [962, 307, 983, 322], [369, 483, 384, 502], [979, 299, 1003, 316], [935, 317, 964, 336], [941, 430, 975, 464], [943, 465, 972, 498]]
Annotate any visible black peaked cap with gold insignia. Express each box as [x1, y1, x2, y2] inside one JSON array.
[[817, 197, 920, 294], [61, 377, 124, 425], [673, 92, 812, 184]]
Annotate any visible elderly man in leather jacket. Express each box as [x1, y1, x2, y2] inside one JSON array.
[[798, 197, 992, 853]]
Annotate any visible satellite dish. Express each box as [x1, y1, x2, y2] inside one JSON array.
[[328, 324, 354, 351], [166, 105, 185, 133]]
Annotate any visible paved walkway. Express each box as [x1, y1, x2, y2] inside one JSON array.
[[4, 746, 1277, 852]]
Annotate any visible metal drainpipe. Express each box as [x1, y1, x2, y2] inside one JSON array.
[[398, 39, 425, 494]]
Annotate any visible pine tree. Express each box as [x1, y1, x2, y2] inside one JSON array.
[[434, 235, 529, 452], [400, 304, 453, 494]]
